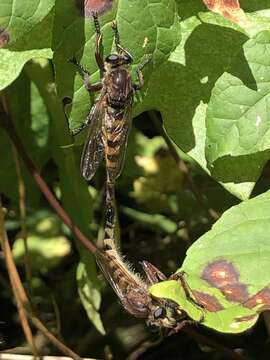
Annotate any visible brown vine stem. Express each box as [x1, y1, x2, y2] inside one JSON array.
[[148, 111, 220, 221], [0, 103, 97, 255], [0, 203, 83, 360], [12, 145, 32, 284], [0, 202, 37, 357]]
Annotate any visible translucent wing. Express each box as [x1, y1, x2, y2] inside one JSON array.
[[95, 250, 127, 302], [105, 101, 133, 182], [80, 98, 105, 180]]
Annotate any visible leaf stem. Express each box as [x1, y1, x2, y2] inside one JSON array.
[[12, 145, 32, 284]]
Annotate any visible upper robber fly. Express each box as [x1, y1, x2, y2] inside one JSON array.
[[70, 13, 150, 184]]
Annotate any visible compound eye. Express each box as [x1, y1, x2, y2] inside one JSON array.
[[154, 307, 166, 320], [106, 54, 118, 63], [123, 55, 132, 64]]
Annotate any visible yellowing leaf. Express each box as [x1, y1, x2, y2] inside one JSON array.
[[202, 0, 251, 27]]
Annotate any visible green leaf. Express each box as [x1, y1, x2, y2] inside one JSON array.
[[12, 215, 71, 271], [121, 207, 178, 234], [206, 30, 270, 199], [0, 10, 53, 90], [53, 0, 181, 130], [77, 262, 105, 335], [13, 235, 71, 272], [150, 189, 270, 333], [0, 72, 47, 205], [0, 0, 55, 46], [136, 12, 250, 197]]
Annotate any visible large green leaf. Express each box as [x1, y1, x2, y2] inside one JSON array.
[[77, 262, 105, 335], [0, 10, 53, 90], [150, 190, 270, 333], [138, 4, 270, 200], [0, 72, 48, 205], [0, 0, 54, 46], [53, 0, 181, 130], [205, 30, 270, 199]]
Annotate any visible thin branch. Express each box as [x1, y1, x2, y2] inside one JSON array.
[[148, 111, 220, 221], [0, 104, 97, 255], [0, 203, 83, 360], [0, 204, 37, 356], [12, 145, 32, 284]]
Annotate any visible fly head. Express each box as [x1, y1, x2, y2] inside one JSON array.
[[105, 53, 133, 69]]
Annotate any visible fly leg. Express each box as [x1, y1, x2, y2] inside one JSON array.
[[92, 11, 105, 72], [170, 271, 205, 321], [134, 55, 151, 90], [70, 112, 93, 136], [140, 260, 167, 284], [111, 20, 133, 61], [69, 57, 102, 92]]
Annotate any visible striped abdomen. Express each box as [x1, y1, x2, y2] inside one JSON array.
[[103, 105, 130, 184]]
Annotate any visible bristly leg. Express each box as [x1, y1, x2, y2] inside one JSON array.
[[134, 55, 151, 90], [92, 11, 105, 72], [170, 271, 205, 318], [69, 57, 102, 93], [70, 113, 92, 136]]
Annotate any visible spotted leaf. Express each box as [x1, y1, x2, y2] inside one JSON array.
[[149, 189, 270, 333]]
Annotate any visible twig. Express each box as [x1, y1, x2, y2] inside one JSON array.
[[0, 203, 38, 356], [0, 104, 97, 255], [12, 145, 32, 284], [148, 111, 220, 221], [0, 203, 83, 360]]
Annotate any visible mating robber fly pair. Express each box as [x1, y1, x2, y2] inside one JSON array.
[[70, 14, 199, 333]]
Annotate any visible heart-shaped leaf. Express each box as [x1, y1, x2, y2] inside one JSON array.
[[150, 189, 270, 333]]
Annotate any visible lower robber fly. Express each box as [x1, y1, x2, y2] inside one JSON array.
[[95, 248, 192, 333]]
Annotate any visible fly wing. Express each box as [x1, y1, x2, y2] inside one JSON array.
[[80, 98, 105, 181], [95, 250, 126, 302], [106, 101, 133, 182]]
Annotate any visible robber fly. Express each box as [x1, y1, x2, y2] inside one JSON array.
[[70, 13, 150, 185], [70, 13, 150, 246], [95, 247, 191, 333]]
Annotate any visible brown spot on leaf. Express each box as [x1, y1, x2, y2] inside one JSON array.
[[245, 287, 270, 311], [0, 28, 10, 48], [193, 290, 224, 312], [221, 284, 249, 303], [234, 314, 258, 323], [202, 260, 239, 288], [202, 0, 250, 27], [75, 0, 114, 16]]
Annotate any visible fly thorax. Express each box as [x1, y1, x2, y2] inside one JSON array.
[[106, 68, 133, 108]]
